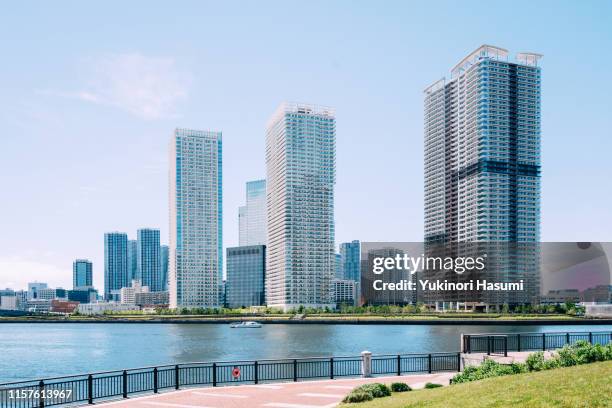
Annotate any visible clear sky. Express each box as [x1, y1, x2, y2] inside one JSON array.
[[1, 0, 611, 291]]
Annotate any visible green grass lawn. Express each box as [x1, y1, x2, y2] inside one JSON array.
[[341, 360, 612, 408]]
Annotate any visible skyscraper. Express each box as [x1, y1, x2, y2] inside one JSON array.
[[127, 239, 138, 283], [424, 45, 541, 243], [238, 179, 267, 246], [169, 128, 223, 309], [340, 240, 361, 282], [73, 259, 93, 289], [137, 228, 162, 292], [266, 102, 336, 311], [104, 232, 129, 300], [423, 45, 542, 307], [160, 244, 169, 291], [226, 245, 266, 308]]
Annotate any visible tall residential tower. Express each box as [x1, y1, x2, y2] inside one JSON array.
[[137, 228, 162, 292], [265, 102, 336, 311], [169, 128, 223, 308], [104, 232, 129, 300]]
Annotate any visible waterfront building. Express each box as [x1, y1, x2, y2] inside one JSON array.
[[50, 300, 79, 314], [238, 180, 267, 246], [331, 279, 360, 307], [137, 228, 162, 292], [27, 282, 48, 300], [169, 128, 223, 309], [340, 240, 361, 282], [265, 102, 336, 311], [226, 245, 265, 308], [0, 295, 19, 311], [424, 45, 542, 307], [24, 299, 52, 314], [120, 280, 150, 305], [127, 239, 138, 282], [77, 302, 140, 315], [73, 259, 93, 289], [67, 288, 97, 304], [104, 232, 129, 301], [135, 291, 169, 307], [160, 245, 169, 291]]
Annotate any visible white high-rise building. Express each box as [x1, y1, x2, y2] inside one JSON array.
[[238, 179, 267, 246], [169, 128, 223, 309], [265, 102, 336, 311]]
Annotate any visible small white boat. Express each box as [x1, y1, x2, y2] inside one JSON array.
[[230, 321, 262, 328]]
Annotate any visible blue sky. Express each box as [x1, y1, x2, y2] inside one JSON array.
[[1, 0, 611, 291]]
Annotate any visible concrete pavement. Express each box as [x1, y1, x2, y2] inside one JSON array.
[[97, 372, 456, 408]]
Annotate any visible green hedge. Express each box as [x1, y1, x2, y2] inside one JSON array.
[[452, 340, 612, 384]]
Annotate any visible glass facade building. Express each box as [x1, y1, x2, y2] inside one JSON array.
[[137, 228, 162, 292], [265, 102, 336, 311], [127, 239, 138, 283], [226, 245, 265, 308], [423, 45, 542, 307], [160, 244, 169, 291], [239, 179, 267, 246], [169, 128, 223, 308], [73, 259, 93, 289], [340, 240, 361, 282], [104, 232, 129, 300]]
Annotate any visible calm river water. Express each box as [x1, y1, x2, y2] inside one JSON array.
[[1, 323, 610, 383]]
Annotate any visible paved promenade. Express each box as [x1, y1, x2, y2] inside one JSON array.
[[98, 372, 456, 408]]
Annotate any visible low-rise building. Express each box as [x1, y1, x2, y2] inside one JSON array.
[[50, 300, 80, 314], [135, 291, 169, 307], [120, 280, 150, 304], [0, 295, 19, 311], [77, 302, 140, 315], [331, 279, 359, 307]]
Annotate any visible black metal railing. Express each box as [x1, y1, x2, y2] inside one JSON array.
[[463, 331, 612, 356], [0, 352, 460, 408]]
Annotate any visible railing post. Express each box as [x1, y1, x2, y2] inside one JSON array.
[[589, 332, 593, 344], [428, 354, 432, 374], [504, 337, 508, 357], [38, 380, 45, 408], [517, 334, 521, 352], [361, 351, 372, 378], [466, 335, 471, 353], [542, 333, 546, 351], [254, 361, 259, 384], [175, 365, 180, 390], [330, 358, 334, 379], [88, 374, 93, 404], [293, 359, 298, 382], [566, 332, 570, 346], [153, 368, 158, 393], [122, 370, 128, 398], [457, 352, 461, 372], [487, 336, 491, 355], [397, 355, 401, 376], [212, 363, 217, 387]]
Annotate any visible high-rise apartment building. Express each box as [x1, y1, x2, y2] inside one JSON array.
[[127, 239, 138, 283], [423, 45, 542, 307], [340, 240, 361, 282], [238, 180, 267, 246], [137, 228, 162, 292], [73, 259, 93, 289], [104, 232, 129, 301], [265, 102, 336, 311], [424, 45, 541, 243], [226, 245, 265, 308], [169, 128, 223, 309]]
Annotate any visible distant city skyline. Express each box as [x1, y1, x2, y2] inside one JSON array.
[[1, 1, 612, 292]]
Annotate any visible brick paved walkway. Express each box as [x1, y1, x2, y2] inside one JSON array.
[[98, 372, 456, 408]]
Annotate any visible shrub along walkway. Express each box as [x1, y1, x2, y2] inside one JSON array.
[[97, 372, 456, 408], [462, 350, 557, 366]]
